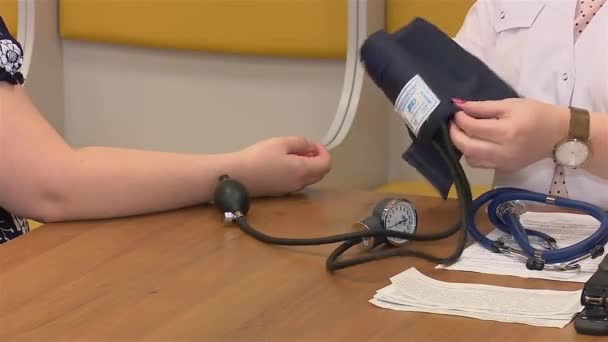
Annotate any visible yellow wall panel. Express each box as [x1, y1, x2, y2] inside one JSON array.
[[387, 0, 475, 36], [0, 0, 18, 36], [60, 0, 348, 59]]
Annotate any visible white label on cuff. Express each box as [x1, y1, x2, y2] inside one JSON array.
[[394, 74, 441, 136]]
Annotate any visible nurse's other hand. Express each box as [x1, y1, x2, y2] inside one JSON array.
[[235, 136, 332, 196], [449, 98, 569, 172]]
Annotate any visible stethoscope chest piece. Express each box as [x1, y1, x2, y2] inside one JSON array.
[[497, 234, 558, 252], [355, 198, 418, 251]]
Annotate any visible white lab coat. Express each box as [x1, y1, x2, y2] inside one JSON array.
[[454, 0, 608, 208]]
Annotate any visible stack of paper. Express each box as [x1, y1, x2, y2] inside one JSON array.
[[370, 268, 583, 328], [437, 211, 604, 283]]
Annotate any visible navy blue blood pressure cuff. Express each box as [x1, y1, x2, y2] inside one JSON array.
[[360, 17, 519, 199]]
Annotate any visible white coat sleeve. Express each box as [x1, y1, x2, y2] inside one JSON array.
[[453, 0, 496, 63]]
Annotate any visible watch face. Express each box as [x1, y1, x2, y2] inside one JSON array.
[[555, 140, 590, 167]]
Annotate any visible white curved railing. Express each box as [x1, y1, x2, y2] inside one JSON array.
[[17, 0, 35, 80], [322, 0, 367, 150]]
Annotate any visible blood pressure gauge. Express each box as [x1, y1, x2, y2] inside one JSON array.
[[354, 198, 418, 251]]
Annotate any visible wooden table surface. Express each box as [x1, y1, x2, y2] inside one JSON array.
[[0, 189, 601, 341]]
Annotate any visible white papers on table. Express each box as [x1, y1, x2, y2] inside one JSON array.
[[370, 267, 583, 328], [437, 211, 605, 283]]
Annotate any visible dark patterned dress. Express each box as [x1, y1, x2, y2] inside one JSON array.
[[0, 16, 30, 245]]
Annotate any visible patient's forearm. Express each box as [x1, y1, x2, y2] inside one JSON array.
[[40, 147, 245, 222], [4, 147, 246, 222]]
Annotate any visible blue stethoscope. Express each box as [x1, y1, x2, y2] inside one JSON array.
[[468, 187, 608, 271]]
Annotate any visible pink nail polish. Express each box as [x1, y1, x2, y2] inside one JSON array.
[[451, 98, 466, 104]]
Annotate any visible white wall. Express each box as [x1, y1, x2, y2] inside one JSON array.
[[62, 41, 346, 155]]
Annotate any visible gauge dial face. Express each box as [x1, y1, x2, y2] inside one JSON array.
[[382, 200, 417, 246]]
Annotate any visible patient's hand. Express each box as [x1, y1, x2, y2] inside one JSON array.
[[235, 136, 332, 197]]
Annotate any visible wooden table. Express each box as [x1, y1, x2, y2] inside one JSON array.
[[0, 189, 600, 341]]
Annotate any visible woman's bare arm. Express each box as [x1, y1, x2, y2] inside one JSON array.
[[0, 84, 331, 222]]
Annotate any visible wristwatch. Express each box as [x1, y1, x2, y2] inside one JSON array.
[[553, 106, 591, 168]]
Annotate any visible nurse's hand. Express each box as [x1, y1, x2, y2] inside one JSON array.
[[235, 136, 332, 196], [449, 98, 569, 172]]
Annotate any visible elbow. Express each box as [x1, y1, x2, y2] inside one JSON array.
[[34, 205, 68, 224], [3, 198, 68, 225], [0, 137, 80, 223], [5, 169, 76, 223], [25, 152, 83, 223], [22, 191, 71, 223]]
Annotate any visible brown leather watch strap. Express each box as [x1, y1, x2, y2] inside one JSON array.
[[569, 106, 590, 141]]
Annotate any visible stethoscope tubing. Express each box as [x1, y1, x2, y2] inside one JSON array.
[[468, 187, 608, 264]]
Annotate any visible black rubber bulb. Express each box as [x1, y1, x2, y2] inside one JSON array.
[[213, 175, 251, 215]]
